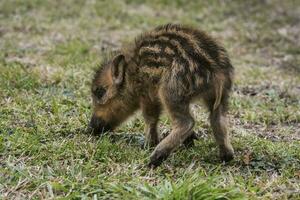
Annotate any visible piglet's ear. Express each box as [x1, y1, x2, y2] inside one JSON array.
[[111, 54, 127, 86]]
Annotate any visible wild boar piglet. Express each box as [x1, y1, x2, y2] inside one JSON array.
[[89, 24, 234, 167]]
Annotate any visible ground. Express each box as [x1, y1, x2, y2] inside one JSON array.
[[0, 0, 300, 199]]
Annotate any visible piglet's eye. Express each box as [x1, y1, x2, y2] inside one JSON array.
[[94, 87, 106, 98]]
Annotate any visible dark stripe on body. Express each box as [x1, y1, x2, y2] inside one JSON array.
[[139, 38, 190, 68], [139, 50, 173, 62], [159, 32, 214, 73]]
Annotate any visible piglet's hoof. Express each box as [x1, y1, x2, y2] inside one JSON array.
[[148, 149, 170, 168], [220, 148, 234, 162], [183, 132, 198, 148]]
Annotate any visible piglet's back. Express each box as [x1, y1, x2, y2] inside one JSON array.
[[132, 24, 233, 78]]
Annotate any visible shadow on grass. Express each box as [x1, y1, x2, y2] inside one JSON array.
[[56, 126, 300, 175]]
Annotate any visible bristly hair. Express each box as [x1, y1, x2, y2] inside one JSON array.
[[154, 23, 184, 31], [92, 50, 121, 87], [134, 23, 196, 53]]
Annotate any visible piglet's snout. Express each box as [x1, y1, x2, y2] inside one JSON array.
[[88, 115, 112, 135]]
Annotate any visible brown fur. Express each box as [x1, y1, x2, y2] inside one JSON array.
[[89, 24, 235, 167]]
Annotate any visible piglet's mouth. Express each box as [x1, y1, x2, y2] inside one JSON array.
[[88, 115, 112, 135]]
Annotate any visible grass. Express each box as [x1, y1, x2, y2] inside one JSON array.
[[0, 0, 300, 199]]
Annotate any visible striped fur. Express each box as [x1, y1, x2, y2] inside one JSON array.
[[90, 24, 235, 167], [133, 24, 233, 106]]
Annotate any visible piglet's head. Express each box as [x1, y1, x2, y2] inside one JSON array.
[[89, 54, 131, 134]]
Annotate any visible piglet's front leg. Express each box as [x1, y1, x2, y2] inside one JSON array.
[[141, 99, 161, 148], [148, 94, 195, 167]]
